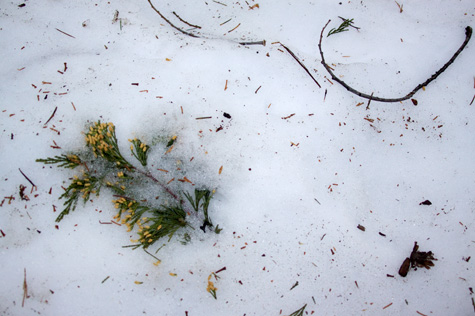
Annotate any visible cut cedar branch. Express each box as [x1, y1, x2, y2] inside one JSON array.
[[318, 19, 473, 103]]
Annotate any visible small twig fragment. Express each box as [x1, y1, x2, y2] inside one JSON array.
[[395, 1, 403, 13], [44, 106, 58, 125], [282, 113, 295, 120], [228, 23, 241, 33], [239, 40, 266, 46], [55, 28, 76, 38], [279, 43, 321, 88], [357, 224, 365, 231], [383, 302, 393, 310], [19, 169, 36, 187]]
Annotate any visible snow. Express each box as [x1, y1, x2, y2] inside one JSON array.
[[1, 1, 474, 315]]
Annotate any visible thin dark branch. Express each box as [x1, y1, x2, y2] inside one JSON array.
[[55, 28, 76, 38], [172, 11, 202, 29], [318, 19, 473, 103], [44, 106, 57, 125], [279, 43, 321, 88], [147, 0, 199, 38], [19, 168, 36, 187]]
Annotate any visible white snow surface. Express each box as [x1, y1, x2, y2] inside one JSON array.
[[1, 1, 475, 315]]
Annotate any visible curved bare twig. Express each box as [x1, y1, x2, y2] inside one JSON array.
[[318, 19, 473, 103], [147, 0, 200, 38]]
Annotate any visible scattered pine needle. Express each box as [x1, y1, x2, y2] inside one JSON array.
[[22, 268, 28, 307], [382, 302, 393, 309], [44, 106, 58, 125], [55, 28, 76, 38], [228, 23, 241, 33]]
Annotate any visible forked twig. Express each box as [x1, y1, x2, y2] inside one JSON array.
[[172, 11, 202, 29], [146, 0, 199, 38], [318, 19, 473, 103]]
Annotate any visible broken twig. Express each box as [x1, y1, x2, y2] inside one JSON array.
[[146, 0, 199, 38], [55, 28, 75, 38], [279, 43, 321, 88], [172, 11, 201, 29], [19, 168, 36, 187], [318, 20, 472, 103], [44, 106, 58, 125]]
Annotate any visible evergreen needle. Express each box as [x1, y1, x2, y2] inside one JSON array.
[[327, 18, 356, 37]]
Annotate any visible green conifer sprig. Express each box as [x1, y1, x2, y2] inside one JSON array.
[[185, 189, 214, 231], [139, 206, 188, 247], [37, 120, 220, 253], [85, 121, 134, 170], [129, 138, 150, 166], [36, 154, 82, 169], [327, 18, 355, 37], [288, 304, 307, 316], [56, 173, 101, 222]]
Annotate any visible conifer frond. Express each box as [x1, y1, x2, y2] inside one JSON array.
[[206, 273, 219, 299], [38, 120, 220, 259], [327, 18, 355, 37], [56, 174, 100, 222], [166, 135, 177, 148], [184, 189, 214, 231], [85, 121, 134, 169], [138, 205, 188, 248], [129, 138, 150, 166], [288, 304, 307, 316], [36, 154, 82, 169]]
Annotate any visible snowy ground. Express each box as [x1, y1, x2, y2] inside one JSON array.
[[1, 1, 475, 315]]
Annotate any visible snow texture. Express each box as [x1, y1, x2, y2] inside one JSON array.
[[1, 1, 474, 315]]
